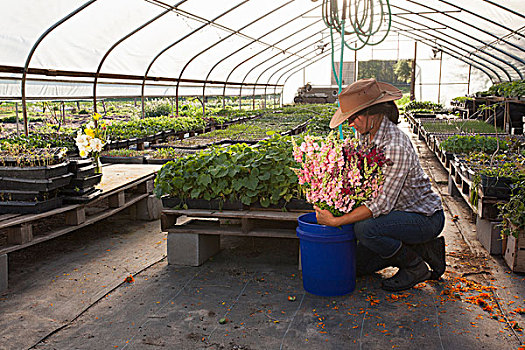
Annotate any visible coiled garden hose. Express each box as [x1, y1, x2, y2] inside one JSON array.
[[321, 0, 392, 139]]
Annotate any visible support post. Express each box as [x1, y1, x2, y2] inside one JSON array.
[[437, 50, 443, 103], [0, 254, 7, 292], [353, 44, 358, 83], [65, 207, 86, 225], [108, 191, 125, 208], [15, 102, 19, 137], [410, 42, 417, 101], [467, 64, 472, 95]]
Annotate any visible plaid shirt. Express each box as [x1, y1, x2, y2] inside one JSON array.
[[362, 117, 442, 217]]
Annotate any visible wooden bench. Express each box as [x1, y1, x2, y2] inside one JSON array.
[[0, 163, 163, 292], [161, 208, 309, 267]]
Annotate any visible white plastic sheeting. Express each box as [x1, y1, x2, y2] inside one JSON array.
[[0, 0, 524, 102]]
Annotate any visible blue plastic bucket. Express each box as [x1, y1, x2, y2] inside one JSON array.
[[297, 212, 356, 296]]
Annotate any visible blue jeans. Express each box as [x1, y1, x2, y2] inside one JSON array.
[[354, 210, 445, 259]]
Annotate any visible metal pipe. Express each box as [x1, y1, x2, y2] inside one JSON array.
[[276, 45, 341, 104], [391, 17, 509, 81], [437, 0, 525, 40], [395, 29, 497, 82], [405, 0, 525, 76], [21, 0, 97, 136], [222, 20, 325, 108], [93, 0, 188, 113], [141, 0, 250, 118], [238, 26, 328, 110], [175, 0, 294, 116], [392, 4, 522, 80], [201, 4, 320, 113]]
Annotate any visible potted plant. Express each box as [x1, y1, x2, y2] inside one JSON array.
[[100, 149, 145, 164], [0, 145, 71, 213], [75, 113, 107, 174], [154, 134, 303, 211], [145, 147, 183, 165]]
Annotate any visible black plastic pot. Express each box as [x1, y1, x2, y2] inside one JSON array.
[[0, 189, 59, 202], [68, 158, 93, 172], [62, 188, 102, 204], [250, 198, 313, 211], [145, 158, 176, 165], [0, 161, 69, 179], [0, 172, 73, 192], [0, 196, 63, 214], [161, 197, 244, 210], [479, 175, 513, 199], [68, 173, 103, 189]]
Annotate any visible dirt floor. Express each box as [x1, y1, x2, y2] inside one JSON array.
[[1, 120, 524, 350]]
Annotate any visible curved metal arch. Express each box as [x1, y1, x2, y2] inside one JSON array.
[[174, 0, 294, 116], [392, 26, 498, 83], [482, 0, 525, 21], [93, 0, 189, 113], [392, 4, 522, 80], [21, 0, 97, 135], [405, 1, 525, 74], [390, 20, 503, 81], [201, 4, 321, 113], [273, 43, 341, 106], [221, 19, 324, 106], [390, 16, 511, 81], [436, 0, 525, 41], [236, 24, 328, 108], [140, 0, 250, 118], [252, 42, 330, 103]]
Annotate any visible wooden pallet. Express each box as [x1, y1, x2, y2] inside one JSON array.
[[0, 164, 162, 291], [447, 160, 505, 221], [161, 208, 309, 266]]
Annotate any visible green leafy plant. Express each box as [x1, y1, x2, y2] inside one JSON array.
[[154, 134, 300, 207], [440, 135, 508, 154], [0, 143, 67, 167], [422, 120, 504, 134], [404, 100, 444, 112], [102, 149, 143, 157], [147, 147, 183, 160], [499, 180, 525, 238]]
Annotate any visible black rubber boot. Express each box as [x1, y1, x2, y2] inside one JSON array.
[[381, 244, 431, 292], [356, 243, 394, 277], [410, 236, 446, 280]]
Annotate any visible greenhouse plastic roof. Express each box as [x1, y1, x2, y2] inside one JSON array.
[[1, 0, 525, 101]]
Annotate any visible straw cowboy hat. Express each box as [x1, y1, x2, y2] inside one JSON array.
[[329, 78, 403, 128]]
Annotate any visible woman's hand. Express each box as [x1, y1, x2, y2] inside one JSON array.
[[314, 206, 340, 227]]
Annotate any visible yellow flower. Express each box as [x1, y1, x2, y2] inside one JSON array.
[[93, 113, 102, 121], [85, 128, 95, 138], [79, 149, 87, 157]]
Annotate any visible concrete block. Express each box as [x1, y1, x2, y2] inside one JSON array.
[[136, 195, 162, 221], [448, 175, 461, 197], [0, 254, 7, 292], [167, 233, 220, 266], [476, 216, 503, 255]]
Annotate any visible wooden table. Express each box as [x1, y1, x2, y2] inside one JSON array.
[[0, 163, 162, 292], [161, 208, 310, 267]]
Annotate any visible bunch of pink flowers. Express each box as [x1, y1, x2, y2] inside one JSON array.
[[292, 133, 389, 216]]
